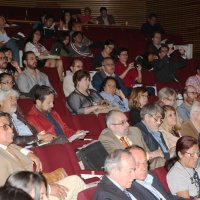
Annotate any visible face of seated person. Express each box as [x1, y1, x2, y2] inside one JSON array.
[[74, 33, 83, 44], [77, 76, 90, 91], [118, 51, 128, 64], [45, 18, 54, 28], [33, 30, 42, 44], [0, 115, 14, 146], [138, 92, 148, 108], [70, 60, 83, 74], [24, 53, 37, 69], [4, 50, 13, 63], [152, 33, 161, 45], [103, 79, 117, 96], [36, 93, 54, 114], [163, 109, 177, 128], [102, 59, 115, 75], [148, 16, 157, 26], [0, 52, 8, 69], [178, 144, 199, 169], [129, 149, 148, 181], [0, 93, 17, 114], [0, 75, 15, 91], [104, 44, 114, 55], [161, 94, 176, 107]]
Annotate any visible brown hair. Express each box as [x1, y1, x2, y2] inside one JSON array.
[[73, 70, 90, 88], [129, 87, 148, 109]]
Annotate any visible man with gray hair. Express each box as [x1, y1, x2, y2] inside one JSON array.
[[93, 149, 136, 200], [0, 89, 54, 147], [135, 103, 170, 161], [180, 101, 200, 139], [99, 109, 166, 169]]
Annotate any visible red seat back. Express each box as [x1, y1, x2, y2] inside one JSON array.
[[152, 167, 170, 192], [77, 186, 96, 200]]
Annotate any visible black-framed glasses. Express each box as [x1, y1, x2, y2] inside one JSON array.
[[185, 151, 200, 157], [0, 124, 13, 131], [112, 119, 129, 126], [148, 114, 163, 123]]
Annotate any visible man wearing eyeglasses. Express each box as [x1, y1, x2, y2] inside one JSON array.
[[177, 85, 198, 122], [0, 112, 86, 199], [135, 103, 170, 163], [99, 109, 166, 169]]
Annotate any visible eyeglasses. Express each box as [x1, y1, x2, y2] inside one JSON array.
[[185, 151, 200, 157], [0, 124, 13, 131], [1, 81, 15, 85], [149, 114, 163, 123], [112, 119, 129, 126], [187, 92, 198, 95]]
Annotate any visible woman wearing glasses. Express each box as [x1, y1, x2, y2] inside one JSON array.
[[167, 136, 200, 199], [159, 105, 181, 157]]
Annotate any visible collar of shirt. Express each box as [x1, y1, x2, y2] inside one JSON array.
[[0, 143, 7, 150], [137, 174, 154, 185], [104, 71, 115, 77]]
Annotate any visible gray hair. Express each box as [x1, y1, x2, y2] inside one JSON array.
[[106, 110, 123, 127], [140, 103, 163, 119], [0, 89, 19, 102], [104, 149, 131, 175], [190, 101, 200, 117], [158, 87, 176, 100]]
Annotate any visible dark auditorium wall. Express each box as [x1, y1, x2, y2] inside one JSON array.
[[0, 0, 147, 28], [146, 0, 200, 56]]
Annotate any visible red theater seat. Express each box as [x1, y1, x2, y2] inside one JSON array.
[[77, 187, 97, 200]]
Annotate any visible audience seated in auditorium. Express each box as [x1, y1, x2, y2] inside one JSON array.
[[152, 45, 186, 82], [99, 110, 165, 169], [115, 47, 142, 88], [0, 14, 20, 64], [51, 32, 70, 57], [68, 31, 93, 57], [17, 51, 54, 97], [100, 77, 129, 112], [146, 31, 162, 55], [27, 85, 84, 140], [185, 63, 200, 94], [32, 11, 47, 30], [180, 101, 200, 140], [141, 13, 165, 36], [58, 10, 74, 31], [93, 39, 115, 70], [0, 112, 86, 199], [159, 105, 181, 156], [79, 7, 97, 24], [135, 103, 170, 163], [93, 149, 136, 200], [0, 186, 33, 200], [92, 57, 131, 96], [1, 48, 22, 79], [24, 29, 64, 81], [43, 15, 56, 37], [128, 146, 183, 200], [157, 87, 177, 107], [5, 171, 48, 200], [129, 87, 149, 126], [0, 89, 54, 147], [97, 7, 115, 25], [67, 70, 107, 115], [166, 136, 200, 199], [176, 85, 197, 122]]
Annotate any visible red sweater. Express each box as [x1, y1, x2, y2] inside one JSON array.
[[27, 106, 76, 137], [115, 61, 138, 87]]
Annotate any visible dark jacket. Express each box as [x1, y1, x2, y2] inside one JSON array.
[[97, 15, 115, 25]]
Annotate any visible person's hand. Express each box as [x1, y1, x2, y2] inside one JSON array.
[[115, 89, 126, 99], [127, 62, 134, 71], [27, 152, 42, 172], [41, 50, 49, 56], [136, 64, 142, 71], [76, 130, 87, 139], [50, 183, 68, 200], [38, 131, 55, 142]]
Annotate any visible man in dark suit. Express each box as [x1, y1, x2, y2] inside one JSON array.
[[97, 7, 115, 25], [92, 57, 131, 96], [127, 145, 184, 200], [93, 149, 137, 200]]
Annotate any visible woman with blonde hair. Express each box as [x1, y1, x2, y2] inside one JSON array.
[[159, 105, 181, 157], [129, 87, 148, 125]]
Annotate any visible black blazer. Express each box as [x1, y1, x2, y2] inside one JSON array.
[[136, 121, 170, 160], [129, 173, 184, 200], [93, 175, 133, 200]]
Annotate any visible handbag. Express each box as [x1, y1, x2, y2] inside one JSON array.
[[76, 140, 108, 170]]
